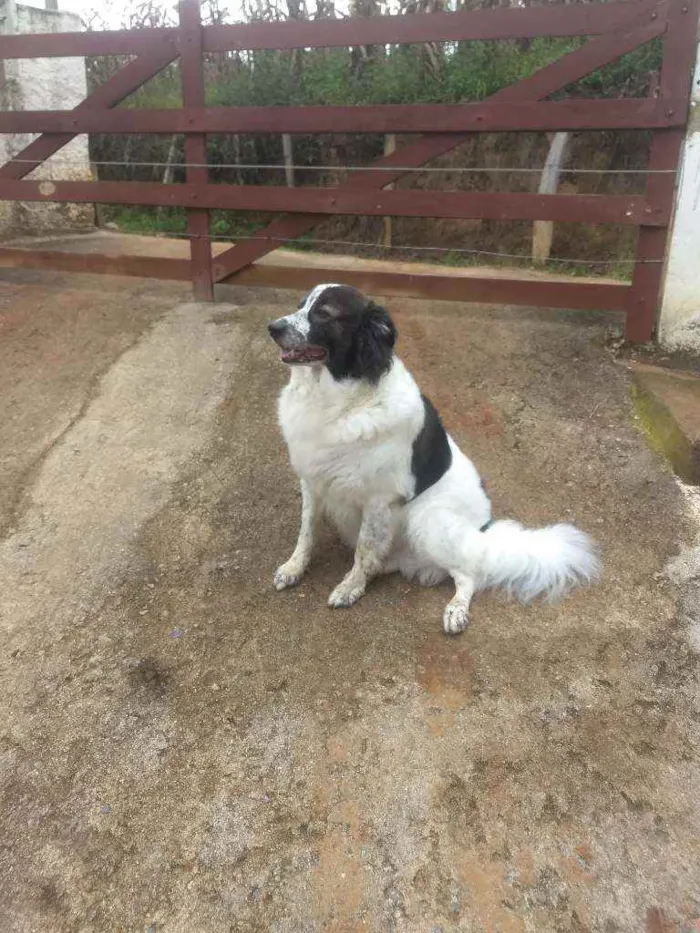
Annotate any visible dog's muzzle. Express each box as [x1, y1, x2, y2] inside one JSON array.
[[267, 318, 327, 364]]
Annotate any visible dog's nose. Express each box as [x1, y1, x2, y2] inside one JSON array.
[[268, 319, 287, 339]]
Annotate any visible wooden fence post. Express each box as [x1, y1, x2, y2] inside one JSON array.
[[381, 134, 396, 248], [626, 0, 699, 342], [179, 0, 214, 301], [282, 133, 295, 187], [532, 131, 569, 265]]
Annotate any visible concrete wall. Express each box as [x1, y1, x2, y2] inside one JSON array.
[[658, 40, 700, 350], [0, 0, 94, 236]]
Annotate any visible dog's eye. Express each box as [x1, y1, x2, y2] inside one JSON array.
[[312, 306, 331, 321]]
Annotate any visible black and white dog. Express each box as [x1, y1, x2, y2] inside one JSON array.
[[268, 284, 599, 634]]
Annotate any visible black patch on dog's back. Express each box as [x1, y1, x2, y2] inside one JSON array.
[[411, 395, 452, 498]]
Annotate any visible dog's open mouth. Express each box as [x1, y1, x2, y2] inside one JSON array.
[[280, 345, 327, 364]]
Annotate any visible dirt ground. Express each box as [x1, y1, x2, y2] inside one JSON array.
[[0, 265, 699, 933]]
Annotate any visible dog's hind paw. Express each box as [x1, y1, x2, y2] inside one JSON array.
[[274, 561, 305, 591], [328, 580, 365, 608], [443, 600, 470, 635]]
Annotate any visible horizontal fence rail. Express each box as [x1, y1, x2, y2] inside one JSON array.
[[0, 99, 685, 136], [0, 246, 630, 311], [0, 0, 697, 343], [0, 180, 670, 226], [0, 0, 667, 58]]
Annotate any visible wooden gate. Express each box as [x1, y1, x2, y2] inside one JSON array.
[[0, 0, 697, 341]]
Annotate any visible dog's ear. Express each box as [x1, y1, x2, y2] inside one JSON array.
[[352, 301, 397, 383]]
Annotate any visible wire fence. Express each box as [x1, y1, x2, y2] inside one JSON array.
[[107, 229, 661, 266], [7, 156, 665, 268], [8, 157, 679, 175]]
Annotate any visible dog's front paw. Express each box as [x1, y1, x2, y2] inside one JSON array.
[[274, 561, 306, 591], [443, 600, 470, 635], [328, 579, 365, 609]]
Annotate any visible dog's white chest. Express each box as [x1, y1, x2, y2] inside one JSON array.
[[280, 392, 373, 488], [278, 368, 419, 501]]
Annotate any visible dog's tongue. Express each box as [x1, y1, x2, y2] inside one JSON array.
[[281, 346, 326, 363]]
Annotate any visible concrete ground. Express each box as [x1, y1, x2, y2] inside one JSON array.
[[0, 264, 699, 933]]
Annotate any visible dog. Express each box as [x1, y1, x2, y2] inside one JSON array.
[[268, 284, 600, 634]]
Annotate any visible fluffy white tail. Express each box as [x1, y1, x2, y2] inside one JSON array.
[[478, 520, 600, 602]]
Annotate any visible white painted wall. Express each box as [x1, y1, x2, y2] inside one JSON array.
[[659, 40, 700, 350], [0, 1, 94, 235]]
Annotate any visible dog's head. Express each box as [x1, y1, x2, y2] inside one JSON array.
[[267, 284, 396, 384]]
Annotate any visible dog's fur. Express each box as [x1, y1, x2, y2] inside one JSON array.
[[269, 284, 600, 633]]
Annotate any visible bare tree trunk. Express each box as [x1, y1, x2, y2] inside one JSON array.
[[162, 134, 178, 184], [157, 134, 179, 230], [91, 153, 105, 226], [423, 42, 441, 79], [282, 133, 294, 188], [532, 132, 569, 266], [381, 134, 396, 248], [123, 135, 134, 177], [232, 133, 242, 185]]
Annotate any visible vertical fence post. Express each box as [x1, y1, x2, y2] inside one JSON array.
[[626, 0, 699, 342], [532, 131, 569, 265], [179, 0, 214, 301], [381, 134, 396, 248]]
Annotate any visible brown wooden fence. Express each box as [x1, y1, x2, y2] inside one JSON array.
[[0, 0, 698, 341]]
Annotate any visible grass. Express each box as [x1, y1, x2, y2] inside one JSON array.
[[102, 205, 188, 237]]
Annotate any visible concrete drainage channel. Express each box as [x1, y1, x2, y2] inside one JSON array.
[[631, 362, 700, 485], [631, 359, 700, 651]]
